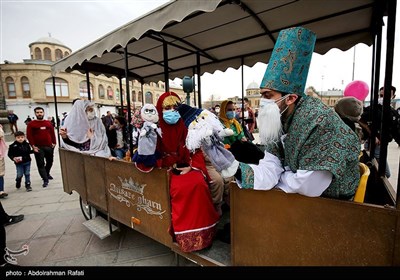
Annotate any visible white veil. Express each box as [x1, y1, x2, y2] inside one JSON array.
[[61, 100, 111, 157]]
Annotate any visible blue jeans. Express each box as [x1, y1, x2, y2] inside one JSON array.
[[16, 162, 31, 183], [113, 148, 127, 159], [0, 177, 3, 192]]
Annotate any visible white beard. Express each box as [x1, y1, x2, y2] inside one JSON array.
[[258, 102, 283, 145]]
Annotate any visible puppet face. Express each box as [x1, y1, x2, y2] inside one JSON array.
[[141, 104, 159, 123]]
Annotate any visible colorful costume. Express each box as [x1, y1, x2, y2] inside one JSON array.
[[238, 27, 360, 199], [156, 92, 219, 252]]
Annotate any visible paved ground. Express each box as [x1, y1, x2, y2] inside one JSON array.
[[1, 136, 194, 267], [1, 133, 399, 267]]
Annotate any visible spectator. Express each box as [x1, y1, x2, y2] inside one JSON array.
[[7, 111, 18, 134], [26, 107, 57, 188], [8, 131, 33, 192]]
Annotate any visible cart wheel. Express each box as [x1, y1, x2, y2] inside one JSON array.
[[79, 196, 97, 220]]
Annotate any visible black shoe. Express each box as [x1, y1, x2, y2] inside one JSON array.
[[42, 181, 48, 188], [26, 186, 32, 192], [0, 192, 8, 199], [16, 180, 21, 189], [47, 175, 53, 180], [4, 215, 24, 226]]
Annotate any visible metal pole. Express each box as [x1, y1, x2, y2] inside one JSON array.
[[124, 47, 133, 158], [119, 77, 123, 116], [163, 40, 169, 92], [85, 71, 91, 101], [52, 76, 60, 145], [196, 52, 201, 108], [352, 46, 356, 81]]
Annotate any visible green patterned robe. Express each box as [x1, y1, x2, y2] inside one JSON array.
[[240, 96, 360, 198], [283, 96, 360, 198]]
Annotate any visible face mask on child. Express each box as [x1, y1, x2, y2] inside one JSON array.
[[163, 110, 181, 124]]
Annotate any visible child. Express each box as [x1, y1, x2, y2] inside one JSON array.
[[8, 131, 33, 192]]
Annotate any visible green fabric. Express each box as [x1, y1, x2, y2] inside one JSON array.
[[223, 123, 245, 146], [239, 162, 255, 189], [283, 96, 360, 198]]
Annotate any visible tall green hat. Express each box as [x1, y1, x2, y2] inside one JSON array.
[[260, 27, 316, 96]]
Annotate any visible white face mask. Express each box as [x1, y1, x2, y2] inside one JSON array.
[[87, 111, 96, 120], [378, 97, 383, 105]]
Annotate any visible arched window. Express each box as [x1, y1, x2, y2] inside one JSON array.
[[122, 89, 125, 104], [98, 84, 105, 99], [44, 47, 52, 60], [107, 86, 114, 99], [79, 81, 94, 98], [132, 90, 136, 102], [45, 77, 69, 97], [145, 91, 153, 104], [115, 88, 120, 101], [21, 76, 30, 98], [6, 77, 16, 98], [64, 51, 69, 57], [138, 91, 142, 102], [55, 49, 63, 60], [35, 47, 42, 60]]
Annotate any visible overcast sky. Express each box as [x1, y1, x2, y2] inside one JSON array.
[[1, 0, 399, 102]]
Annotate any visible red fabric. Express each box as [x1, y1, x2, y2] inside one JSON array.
[[156, 92, 190, 167], [26, 120, 56, 146], [170, 171, 219, 251], [156, 92, 219, 252]]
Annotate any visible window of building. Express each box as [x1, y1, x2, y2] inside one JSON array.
[[122, 89, 125, 104], [55, 49, 63, 60], [98, 84, 105, 99], [45, 77, 69, 97], [64, 51, 69, 57], [44, 47, 52, 60], [132, 90, 136, 102], [35, 47, 42, 60], [6, 77, 16, 98], [107, 86, 114, 99], [145, 91, 153, 104], [79, 81, 94, 98], [138, 91, 142, 102], [21, 76, 30, 98], [116, 88, 120, 101]]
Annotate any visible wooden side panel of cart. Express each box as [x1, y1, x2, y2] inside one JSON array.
[[230, 184, 400, 266]]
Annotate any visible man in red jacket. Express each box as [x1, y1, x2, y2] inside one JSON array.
[[26, 107, 56, 188]]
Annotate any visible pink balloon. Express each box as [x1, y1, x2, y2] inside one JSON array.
[[343, 80, 369, 101]]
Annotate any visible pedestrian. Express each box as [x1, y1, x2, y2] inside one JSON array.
[[8, 131, 33, 192], [0, 125, 8, 199], [7, 110, 19, 134], [0, 201, 24, 267], [26, 107, 57, 188]]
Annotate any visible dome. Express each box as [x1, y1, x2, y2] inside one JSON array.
[[29, 36, 68, 48], [247, 81, 259, 89]]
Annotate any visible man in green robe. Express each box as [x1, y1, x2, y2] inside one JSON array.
[[237, 27, 360, 199]]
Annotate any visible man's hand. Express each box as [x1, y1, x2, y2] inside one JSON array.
[[32, 146, 39, 153], [59, 128, 68, 139], [51, 143, 56, 148]]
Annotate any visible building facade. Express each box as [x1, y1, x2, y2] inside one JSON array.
[[0, 36, 186, 132]]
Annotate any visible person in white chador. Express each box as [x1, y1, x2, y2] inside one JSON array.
[[59, 100, 111, 158]]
